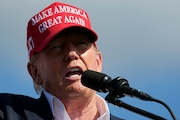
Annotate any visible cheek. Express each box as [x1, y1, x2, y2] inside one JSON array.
[[80, 51, 102, 71], [37, 59, 61, 82], [38, 62, 64, 91], [37, 60, 49, 74]]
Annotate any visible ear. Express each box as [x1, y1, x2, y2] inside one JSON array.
[[96, 51, 103, 72], [27, 62, 42, 84]]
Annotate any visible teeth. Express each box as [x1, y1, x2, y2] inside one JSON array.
[[69, 68, 81, 72], [65, 67, 82, 78], [69, 74, 80, 78]]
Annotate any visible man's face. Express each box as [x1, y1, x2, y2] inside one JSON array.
[[29, 31, 102, 99]]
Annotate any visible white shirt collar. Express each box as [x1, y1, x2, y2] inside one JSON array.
[[43, 90, 110, 120]]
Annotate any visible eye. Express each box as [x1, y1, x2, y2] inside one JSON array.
[[50, 44, 62, 50], [76, 40, 90, 49], [46, 42, 64, 53]]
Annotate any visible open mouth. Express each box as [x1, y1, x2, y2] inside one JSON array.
[[65, 67, 83, 79]]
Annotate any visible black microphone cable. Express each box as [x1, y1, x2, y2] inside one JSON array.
[[150, 98, 177, 120]]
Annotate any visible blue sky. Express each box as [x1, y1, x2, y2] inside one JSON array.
[[0, 1, 179, 119]]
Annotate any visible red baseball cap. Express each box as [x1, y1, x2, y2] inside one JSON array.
[[27, 2, 98, 59]]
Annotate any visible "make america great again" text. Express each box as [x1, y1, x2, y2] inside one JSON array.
[[31, 4, 88, 33]]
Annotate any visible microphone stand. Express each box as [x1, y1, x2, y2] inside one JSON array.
[[105, 93, 166, 120]]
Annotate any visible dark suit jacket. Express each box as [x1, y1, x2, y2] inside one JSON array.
[[0, 93, 123, 120]]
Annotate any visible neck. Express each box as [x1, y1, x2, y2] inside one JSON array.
[[61, 94, 100, 120]]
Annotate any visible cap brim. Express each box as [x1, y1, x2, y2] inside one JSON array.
[[35, 25, 98, 53]]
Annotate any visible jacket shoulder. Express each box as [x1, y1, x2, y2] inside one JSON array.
[[0, 93, 37, 105], [0, 93, 53, 120]]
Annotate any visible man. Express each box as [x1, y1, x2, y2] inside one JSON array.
[[0, 2, 123, 120]]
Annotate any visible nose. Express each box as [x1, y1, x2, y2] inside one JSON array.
[[64, 45, 80, 61]]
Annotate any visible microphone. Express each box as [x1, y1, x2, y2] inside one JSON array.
[[81, 70, 153, 101]]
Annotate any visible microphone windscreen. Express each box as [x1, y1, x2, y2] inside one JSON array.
[[81, 70, 107, 91]]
